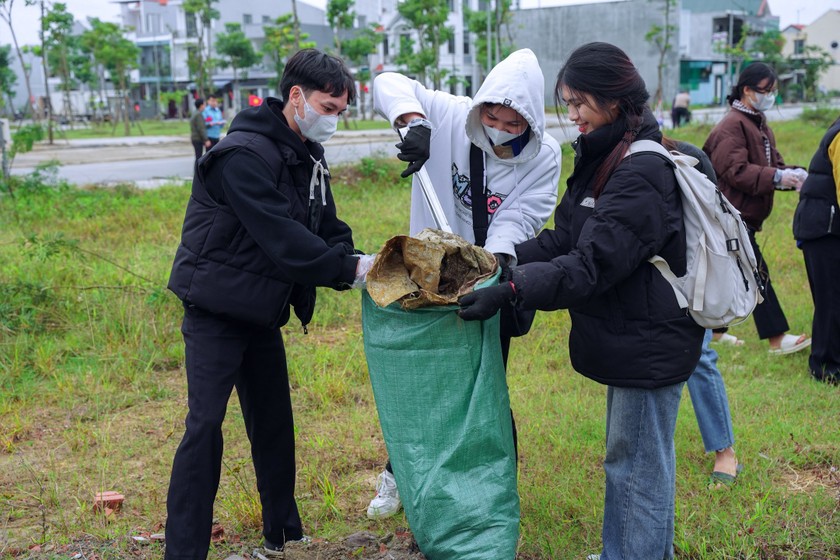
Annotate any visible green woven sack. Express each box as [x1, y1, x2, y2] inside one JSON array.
[[361, 278, 519, 560]]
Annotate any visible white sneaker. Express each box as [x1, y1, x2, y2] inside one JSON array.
[[366, 469, 401, 519]]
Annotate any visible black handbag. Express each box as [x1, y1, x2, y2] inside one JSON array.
[[470, 144, 536, 338]]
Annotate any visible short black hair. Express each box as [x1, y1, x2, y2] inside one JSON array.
[[207, 94, 217, 100], [194, 98, 205, 109], [279, 48, 356, 105]]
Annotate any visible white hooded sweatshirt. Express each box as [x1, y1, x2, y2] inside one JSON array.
[[373, 49, 561, 259]]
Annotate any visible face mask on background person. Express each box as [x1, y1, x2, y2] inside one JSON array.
[[293, 88, 339, 143], [483, 123, 521, 146], [753, 91, 776, 112]]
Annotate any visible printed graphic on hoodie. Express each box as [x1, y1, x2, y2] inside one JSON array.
[[452, 162, 507, 216]]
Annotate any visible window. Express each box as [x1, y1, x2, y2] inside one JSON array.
[[145, 13, 160, 34], [383, 36, 389, 57], [243, 13, 253, 25], [794, 39, 805, 55], [186, 13, 197, 38], [262, 15, 271, 23], [463, 35, 470, 54], [448, 36, 455, 54]]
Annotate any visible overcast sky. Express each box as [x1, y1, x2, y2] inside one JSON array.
[[1, 0, 837, 48]]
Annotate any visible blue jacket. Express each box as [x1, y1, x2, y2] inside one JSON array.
[[202, 105, 225, 139]]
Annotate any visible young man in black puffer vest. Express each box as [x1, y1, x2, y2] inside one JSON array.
[[164, 49, 374, 560]]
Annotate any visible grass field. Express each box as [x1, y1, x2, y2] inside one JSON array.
[[0, 117, 838, 559]]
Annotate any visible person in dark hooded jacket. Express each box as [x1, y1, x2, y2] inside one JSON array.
[[164, 49, 374, 560], [458, 42, 704, 560]]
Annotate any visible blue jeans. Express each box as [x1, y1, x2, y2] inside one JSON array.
[[601, 382, 684, 560], [686, 330, 735, 452]]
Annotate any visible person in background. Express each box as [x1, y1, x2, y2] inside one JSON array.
[[793, 115, 840, 385], [203, 94, 226, 147], [189, 97, 211, 165], [703, 62, 811, 355], [367, 48, 561, 519], [458, 42, 704, 560], [671, 90, 691, 128], [664, 137, 741, 483], [163, 49, 374, 560]]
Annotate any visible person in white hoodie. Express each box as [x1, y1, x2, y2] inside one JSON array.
[[366, 48, 562, 519]]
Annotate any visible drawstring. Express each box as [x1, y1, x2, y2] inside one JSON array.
[[309, 154, 328, 206]]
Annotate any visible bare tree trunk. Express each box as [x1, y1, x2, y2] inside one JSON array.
[[40, 0, 54, 143], [1, 1, 39, 121]]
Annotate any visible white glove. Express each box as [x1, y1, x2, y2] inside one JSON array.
[[779, 169, 804, 190], [352, 254, 376, 289]]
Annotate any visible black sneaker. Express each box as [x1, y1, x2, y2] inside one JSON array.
[[263, 536, 312, 558]]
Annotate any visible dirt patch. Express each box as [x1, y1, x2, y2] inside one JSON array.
[[781, 463, 840, 497]]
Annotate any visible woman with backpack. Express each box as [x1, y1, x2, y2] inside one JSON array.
[[703, 62, 811, 355], [458, 42, 704, 559]]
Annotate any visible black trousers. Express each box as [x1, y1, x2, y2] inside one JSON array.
[[749, 229, 790, 340], [164, 305, 302, 560], [801, 236, 840, 379], [192, 141, 205, 162]]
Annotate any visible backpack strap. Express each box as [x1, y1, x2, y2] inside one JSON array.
[[470, 143, 488, 247], [626, 139, 687, 308]]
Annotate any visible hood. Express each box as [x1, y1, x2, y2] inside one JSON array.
[[226, 97, 317, 162], [466, 48, 547, 165]]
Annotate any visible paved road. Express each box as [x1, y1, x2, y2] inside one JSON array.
[[10, 103, 820, 186]]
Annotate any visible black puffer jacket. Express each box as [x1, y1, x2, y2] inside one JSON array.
[[793, 117, 840, 242], [513, 110, 703, 388], [168, 97, 358, 330]]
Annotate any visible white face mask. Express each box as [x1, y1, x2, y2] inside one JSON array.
[[753, 91, 775, 112], [483, 123, 521, 146], [293, 88, 339, 143]]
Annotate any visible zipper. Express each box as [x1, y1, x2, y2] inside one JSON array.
[[829, 205, 835, 233]]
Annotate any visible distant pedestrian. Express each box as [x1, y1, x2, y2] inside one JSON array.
[[671, 90, 691, 128], [189, 98, 211, 164], [203, 94, 226, 147]]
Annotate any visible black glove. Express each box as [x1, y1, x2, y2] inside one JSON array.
[[396, 119, 432, 178], [494, 253, 513, 283], [458, 281, 515, 321]]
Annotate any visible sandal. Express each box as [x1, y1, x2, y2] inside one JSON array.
[[710, 462, 743, 486], [769, 333, 812, 355], [713, 333, 744, 346]]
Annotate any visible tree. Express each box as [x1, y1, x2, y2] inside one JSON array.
[[81, 19, 140, 135], [0, 44, 17, 115], [215, 23, 259, 114], [466, 0, 515, 80], [644, 0, 676, 111], [342, 24, 381, 119], [0, 0, 38, 120], [789, 45, 833, 102], [183, 0, 219, 98], [395, 0, 453, 89], [326, 0, 355, 56], [38, 2, 75, 133], [262, 15, 314, 94]]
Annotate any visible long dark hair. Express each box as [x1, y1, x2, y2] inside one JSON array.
[[726, 62, 777, 105], [555, 42, 650, 197]]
